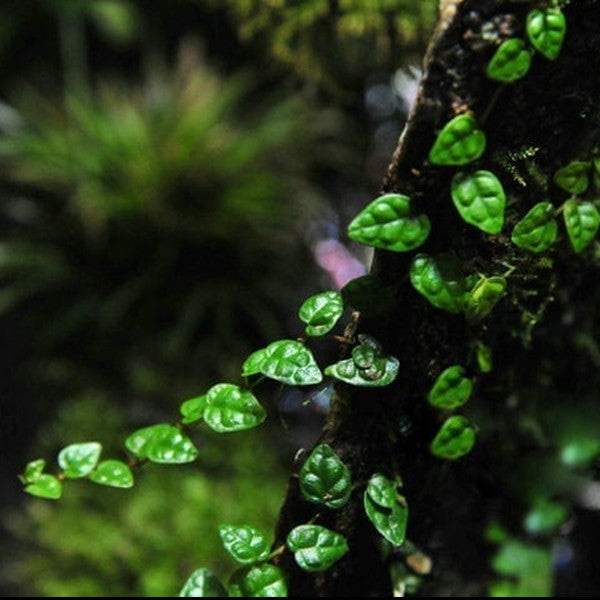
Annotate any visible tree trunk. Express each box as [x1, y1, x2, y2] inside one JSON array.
[[275, 1, 600, 595]]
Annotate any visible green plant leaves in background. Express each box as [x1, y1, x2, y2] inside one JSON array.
[[563, 199, 600, 253], [451, 170, 506, 234], [24, 473, 63, 500], [204, 383, 266, 433], [527, 7, 566, 60], [430, 415, 476, 459], [523, 498, 568, 535], [428, 366, 473, 410], [429, 114, 486, 166], [125, 424, 198, 463], [363, 473, 408, 546], [347, 193, 430, 252], [89, 460, 134, 488], [486, 39, 532, 82], [58, 442, 102, 478], [286, 525, 348, 572], [477, 344, 493, 373], [179, 568, 228, 597], [229, 563, 287, 597], [299, 444, 351, 509], [299, 291, 343, 336], [465, 276, 507, 322], [219, 524, 271, 565], [409, 253, 475, 313], [560, 437, 600, 468], [553, 161, 590, 194], [179, 394, 207, 425], [511, 202, 557, 253]]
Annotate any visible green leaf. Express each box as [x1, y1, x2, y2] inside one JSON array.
[[409, 253, 474, 313], [429, 114, 486, 166], [364, 489, 408, 546], [527, 8, 566, 60], [25, 474, 62, 500], [241, 348, 268, 378], [563, 199, 600, 253], [204, 383, 266, 433], [428, 365, 473, 410], [430, 415, 476, 460], [286, 525, 349, 572], [125, 424, 198, 463], [347, 194, 430, 252], [560, 437, 600, 469], [511, 202, 557, 253], [366, 472, 400, 509], [451, 170, 506, 234], [58, 442, 102, 478], [477, 344, 493, 373], [523, 498, 568, 535], [299, 291, 344, 336], [179, 568, 228, 597], [486, 38, 532, 82], [89, 460, 134, 488], [258, 340, 322, 385], [219, 524, 270, 565], [180, 394, 207, 425], [229, 564, 287, 597], [324, 355, 399, 387], [21, 458, 46, 484], [465, 276, 507, 322], [553, 161, 590, 194], [299, 444, 352, 509], [352, 344, 377, 369], [340, 275, 396, 316]]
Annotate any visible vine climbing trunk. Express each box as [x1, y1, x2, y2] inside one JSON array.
[[274, 0, 600, 596]]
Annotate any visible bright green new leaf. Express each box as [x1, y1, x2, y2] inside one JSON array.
[[366, 472, 400, 509], [179, 568, 228, 597], [430, 415, 476, 460], [477, 344, 493, 373], [347, 193, 430, 252], [299, 444, 352, 509], [21, 458, 45, 484], [229, 563, 287, 597], [25, 473, 62, 500], [219, 524, 270, 565], [563, 199, 600, 253], [428, 365, 473, 410], [409, 253, 475, 313], [125, 424, 198, 463], [451, 170, 506, 234], [180, 394, 207, 425], [258, 339, 322, 385], [340, 275, 396, 316], [58, 442, 102, 478], [523, 498, 568, 535], [324, 355, 399, 387], [204, 383, 266, 433], [286, 525, 349, 572], [560, 437, 600, 469], [486, 38, 532, 82], [553, 161, 590, 194], [89, 460, 134, 488], [299, 291, 344, 336], [527, 8, 566, 60], [465, 276, 507, 322], [429, 114, 486, 166], [511, 202, 557, 253], [241, 348, 268, 377], [364, 490, 408, 546]]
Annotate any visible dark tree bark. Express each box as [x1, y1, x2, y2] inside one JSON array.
[[274, 1, 600, 596]]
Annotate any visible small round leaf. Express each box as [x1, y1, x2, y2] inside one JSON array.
[[527, 8, 566, 60], [259, 340, 322, 386], [511, 202, 557, 253], [366, 472, 400, 509], [430, 415, 476, 460], [180, 394, 207, 425], [429, 114, 486, 166], [219, 524, 271, 565], [21, 459, 46, 484], [179, 568, 228, 597], [563, 199, 600, 253], [553, 161, 590, 194], [486, 38, 532, 82], [89, 460, 134, 488], [364, 490, 408, 547], [299, 291, 344, 336], [25, 474, 62, 500], [146, 425, 198, 464], [204, 383, 266, 433], [229, 563, 287, 597], [58, 442, 102, 479], [286, 525, 349, 572], [465, 276, 507, 322], [428, 366, 473, 410]]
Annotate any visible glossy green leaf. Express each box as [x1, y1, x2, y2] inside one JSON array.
[[125, 424, 160, 457], [364, 489, 408, 547], [21, 458, 45, 484], [486, 38, 532, 82], [429, 114, 486, 166], [366, 472, 400, 509], [25, 474, 62, 500], [258, 340, 322, 385], [451, 170, 506, 234], [89, 460, 134, 488], [347, 193, 430, 252], [352, 344, 376, 369], [523, 498, 568, 535], [477, 344, 493, 373], [219, 524, 270, 565], [430, 415, 476, 460], [340, 275, 396, 316], [465, 276, 507, 322], [180, 394, 207, 425], [125, 424, 198, 463], [324, 355, 399, 387], [241, 348, 268, 378], [553, 161, 590, 194], [511, 202, 557, 253], [179, 568, 228, 597], [560, 437, 600, 469], [58, 442, 102, 478], [409, 253, 475, 313], [527, 8, 566, 60], [428, 365, 473, 410], [299, 291, 344, 336], [563, 199, 600, 253], [286, 525, 348, 572], [229, 564, 287, 597], [204, 383, 266, 433], [299, 444, 351, 509]]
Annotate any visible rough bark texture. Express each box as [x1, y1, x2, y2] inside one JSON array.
[[274, 1, 600, 596]]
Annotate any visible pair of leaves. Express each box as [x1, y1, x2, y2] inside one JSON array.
[[364, 473, 408, 547], [428, 366, 473, 410], [430, 416, 476, 460], [299, 291, 343, 336]]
